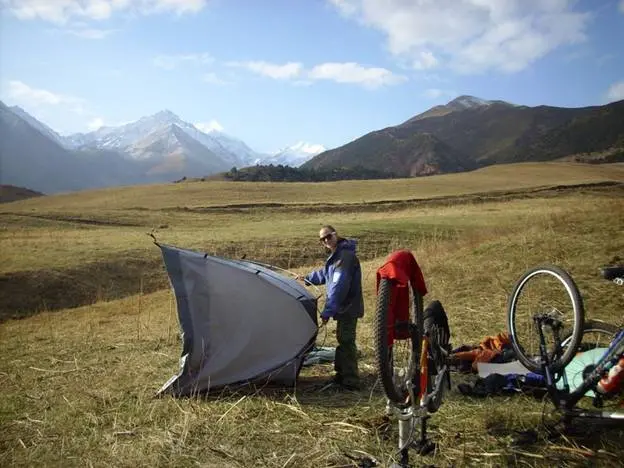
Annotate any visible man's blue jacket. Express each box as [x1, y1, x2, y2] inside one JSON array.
[[305, 238, 364, 321]]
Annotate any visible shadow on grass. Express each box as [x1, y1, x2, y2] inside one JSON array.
[[164, 373, 385, 409], [0, 254, 168, 321], [483, 400, 624, 466], [0, 230, 439, 321]]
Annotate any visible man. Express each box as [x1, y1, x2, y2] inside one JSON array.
[[302, 225, 364, 390]]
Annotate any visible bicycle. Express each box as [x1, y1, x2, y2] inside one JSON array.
[[507, 264, 624, 428], [374, 255, 451, 467]]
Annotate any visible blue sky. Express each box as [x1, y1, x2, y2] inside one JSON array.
[[1, 0, 623, 153]]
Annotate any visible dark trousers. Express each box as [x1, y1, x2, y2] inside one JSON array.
[[335, 315, 359, 385]]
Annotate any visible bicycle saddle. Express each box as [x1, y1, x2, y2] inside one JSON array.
[[601, 266, 624, 281]]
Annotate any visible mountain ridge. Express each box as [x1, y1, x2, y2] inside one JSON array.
[[303, 96, 624, 176]]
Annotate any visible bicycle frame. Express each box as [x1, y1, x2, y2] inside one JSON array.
[[385, 330, 450, 467], [535, 315, 624, 421]]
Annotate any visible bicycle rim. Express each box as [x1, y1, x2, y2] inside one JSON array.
[[423, 300, 450, 413], [561, 320, 619, 352], [374, 278, 422, 407], [507, 265, 584, 373]]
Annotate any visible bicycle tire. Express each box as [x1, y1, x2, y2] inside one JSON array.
[[507, 265, 584, 373], [561, 319, 619, 351], [423, 300, 451, 413], [374, 277, 422, 407]]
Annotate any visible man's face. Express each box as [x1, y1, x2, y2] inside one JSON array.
[[319, 228, 337, 250]]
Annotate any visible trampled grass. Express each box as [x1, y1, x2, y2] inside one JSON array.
[[1, 162, 623, 467]]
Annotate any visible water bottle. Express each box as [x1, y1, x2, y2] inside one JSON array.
[[597, 358, 624, 394]]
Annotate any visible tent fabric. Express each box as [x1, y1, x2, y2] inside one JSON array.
[[156, 244, 318, 396], [375, 249, 427, 344]]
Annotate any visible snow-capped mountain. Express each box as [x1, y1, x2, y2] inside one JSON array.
[[263, 142, 327, 167], [65, 110, 262, 168], [9, 105, 68, 147], [1, 100, 328, 193], [63, 109, 326, 169]]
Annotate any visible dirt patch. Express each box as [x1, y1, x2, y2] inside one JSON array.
[[5, 213, 144, 227], [159, 182, 623, 215]]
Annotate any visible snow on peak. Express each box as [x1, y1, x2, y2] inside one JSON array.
[[194, 120, 224, 133], [264, 141, 327, 167], [447, 95, 492, 109], [284, 141, 326, 155]]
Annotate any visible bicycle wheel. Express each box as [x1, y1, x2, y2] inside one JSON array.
[[507, 265, 584, 373], [423, 300, 451, 413], [561, 320, 619, 352], [374, 277, 423, 407]]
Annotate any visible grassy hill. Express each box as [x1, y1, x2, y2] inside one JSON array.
[[303, 99, 624, 176], [0, 185, 44, 203], [1, 161, 623, 467]]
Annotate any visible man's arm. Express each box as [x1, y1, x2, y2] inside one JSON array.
[[305, 268, 326, 285], [321, 252, 355, 320]]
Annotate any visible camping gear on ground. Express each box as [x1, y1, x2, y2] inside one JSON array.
[[302, 346, 336, 366], [477, 360, 531, 378], [457, 372, 546, 397], [156, 243, 318, 396], [451, 332, 515, 372]]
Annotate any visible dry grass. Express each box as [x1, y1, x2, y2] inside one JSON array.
[[1, 163, 623, 467]]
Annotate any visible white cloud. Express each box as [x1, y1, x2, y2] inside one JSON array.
[[153, 53, 213, 70], [202, 72, 229, 85], [194, 120, 224, 133], [3, 0, 208, 25], [413, 51, 439, 70], [87, 117, 105, 130], [65, 27, 116, 39], [7, 80, 85, 114], [308, 62, 407, 89], [327, 0, 357, 15], [228, 59, 405, 89], [606, 81, 624, 103], [228, 61, 303, 80], [328, 0, 590, 74]]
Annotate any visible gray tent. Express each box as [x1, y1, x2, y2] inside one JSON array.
[[156, 244, 319, 396]]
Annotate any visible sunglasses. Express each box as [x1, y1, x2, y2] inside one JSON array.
[[319, 232, 335, 243]]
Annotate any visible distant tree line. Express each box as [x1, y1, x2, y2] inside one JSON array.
[[223, 164, 397, 182]]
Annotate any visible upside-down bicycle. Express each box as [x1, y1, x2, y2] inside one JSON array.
[[507, 264, 624, 428], [374, 276, 452, 467]]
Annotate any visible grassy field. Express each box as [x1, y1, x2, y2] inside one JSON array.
[[1, 162, 623, 467]]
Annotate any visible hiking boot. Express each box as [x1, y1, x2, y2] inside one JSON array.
[[340, 380, 361, 391]]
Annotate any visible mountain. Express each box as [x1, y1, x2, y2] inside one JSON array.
[[261, 142, 327, 167], [307, 131, 476, 176], [126, 123, 230, 179], [0, 102, 327, 192], [66, 109, 261, 168], [0, 185, 44, 203], [8, 105, 68, 147], [407, 95, 514, 122], [303, 96, 624, 176], [0, 101, 140, 193]]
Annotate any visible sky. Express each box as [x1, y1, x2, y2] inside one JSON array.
[[1, 0, 623, 153]]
